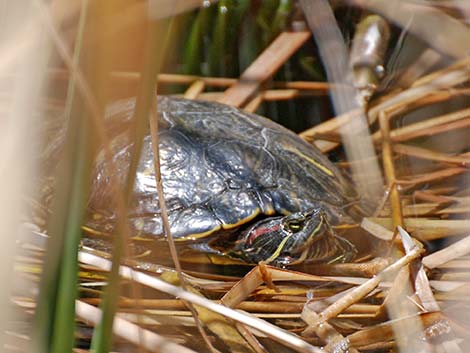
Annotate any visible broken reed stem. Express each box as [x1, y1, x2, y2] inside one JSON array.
[[423, 235, 470, 269], [221, 265, 272, 308], [379, 111, 403, 228], [234, 323, 267, 353], [397, 227, 440, 312], [218, 265, 268, 353], [375, 266, 411, 320], [302, 302, 360, 353], [305, 245, 424, 327]]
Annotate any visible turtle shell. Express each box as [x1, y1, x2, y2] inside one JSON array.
[[86, 96, 358, 241]]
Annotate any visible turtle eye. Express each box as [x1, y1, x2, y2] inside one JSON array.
[[285, 219, 305, 233]]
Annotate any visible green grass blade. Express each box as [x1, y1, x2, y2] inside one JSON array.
[[271, 0, 293, 38], [207, 0, 232, 76], [51, 120, 93, 353], [238, 2, 260, 73], [256, 0, 279, 45], [90, 18, 166, 353], [31, 1, 90, 352], [182, 5, 213, 74]]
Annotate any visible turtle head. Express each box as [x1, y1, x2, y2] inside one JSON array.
[[228, 208, 328, 266]]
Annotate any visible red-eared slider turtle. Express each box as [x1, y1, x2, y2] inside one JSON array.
[[85, 96, 360, 266]]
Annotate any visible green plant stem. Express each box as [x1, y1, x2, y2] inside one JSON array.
[[90, 18, 165, 353], [31, 1, 90, 352]]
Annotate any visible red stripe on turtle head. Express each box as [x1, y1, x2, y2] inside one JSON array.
[[247, 224, 280, 244]]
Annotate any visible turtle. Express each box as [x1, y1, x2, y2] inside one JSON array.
[[85, 96, 360, 266]]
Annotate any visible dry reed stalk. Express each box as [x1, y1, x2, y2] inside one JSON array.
[[217, 264, 270, 352], [399, 203, 445, 217], [308, 131, 342, 144], [394, 48, 443, 88], [430, 280, 468, 292], [303, 257, 391, 277], [361, 218, 394, 240], [412, 191, 452, 203], [366, 218, 470, 240], [234, 323, 268, 353], [423, 236, 470, 269], [280, 81, 330, 91], [435, 262, 470, 272], [379, 111, 404, 228], [183, 80, 205, 99], [393, 144, 470, 165], [301, 305, 360, 353], [345, 312, 453, 350], [30, 295, 382, 316], [78, 252, 324, 353], [389, 89, 470, 116], [259, 89, 312, 100], [197, 89, 320, 102], [413, 56, 470, 87], [158, 73, 235, 87], [221, 265, 339, 308], [49, 68, 335, 92], [305, 245, 424, 326], [379, 229, 433, 353], [300, 58, 470, 152], [413, 266, 440, 311], [218, 31, 311, 107], [372, 108, 470, 143], [308, 88, 470, 153], [75, 300, 197, 353], [302, 0, 384, 201], [396, 167, 467, 186], [149, 100, 219, 353], [244, 94, 264, 113], [301, 287, 357, 336], [375, 266, 411, 319], [436, 205, 470, 215], [370, 69, 469, 125], [398, 227, 440, 312], [395, 116, 470, 143]]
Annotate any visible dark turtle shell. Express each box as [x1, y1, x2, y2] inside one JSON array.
[[85, 96, 358, 263]]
